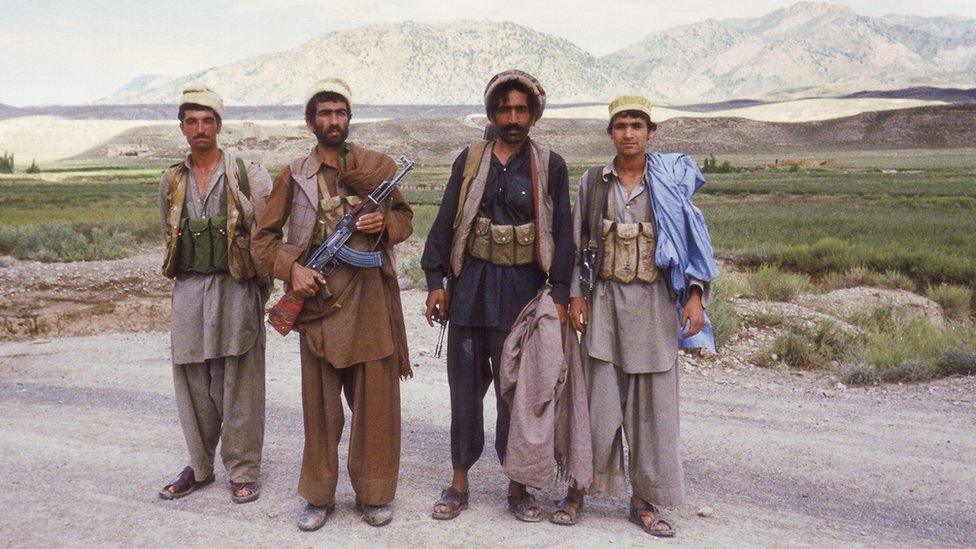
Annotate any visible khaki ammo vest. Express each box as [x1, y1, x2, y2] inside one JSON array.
[[449, 139, 554, 276]]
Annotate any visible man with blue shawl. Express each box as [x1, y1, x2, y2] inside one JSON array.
[[550, 95, 719, 537]]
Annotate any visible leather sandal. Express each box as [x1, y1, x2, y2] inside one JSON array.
[[507, 492, 543, 523], [431, 487, 469, 520], [629, 501, 675, 537], [549, 495, 583, 526], [231, 482, 260, 504], [158, 466, 214, 500]]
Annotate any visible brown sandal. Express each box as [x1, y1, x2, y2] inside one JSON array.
[[231, 482, 260, 504], [431, 487, 469, 520], [629, 501, 675, 537], [507, 493, 542, 523], [549, 495, 583, 526], [158, 466, 214, 500]]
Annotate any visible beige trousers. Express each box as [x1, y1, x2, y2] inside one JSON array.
[[172, 342, 266, 483], [585, 358, 685, 506]]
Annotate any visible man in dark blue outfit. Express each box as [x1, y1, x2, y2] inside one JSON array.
[[422, 70, 573, 522]]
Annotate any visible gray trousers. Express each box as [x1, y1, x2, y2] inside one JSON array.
[[172, 342, 266, 483], [585, 358, 685, 507]]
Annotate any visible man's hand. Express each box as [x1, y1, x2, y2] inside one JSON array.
[[569, 297, 589, 333], [425, 289, 447, 327], [355, 211, 384, 234], [555, 303, 567, 326], [680, 288, 705, 337], [290, 263, 326, 298]]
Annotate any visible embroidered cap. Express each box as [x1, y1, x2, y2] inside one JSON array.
[[180, 85, 223, 119], [608, 95, 653, 122]]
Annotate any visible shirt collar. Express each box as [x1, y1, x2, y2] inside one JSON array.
[[305, 143, 351, 178]]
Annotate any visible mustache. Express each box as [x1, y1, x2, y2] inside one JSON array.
[[501, 123, 526, 133]]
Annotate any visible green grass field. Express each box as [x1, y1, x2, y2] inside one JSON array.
[[2, 156, 975, 289]]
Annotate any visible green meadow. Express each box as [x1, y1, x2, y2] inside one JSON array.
[[2, 155, 975, 290]]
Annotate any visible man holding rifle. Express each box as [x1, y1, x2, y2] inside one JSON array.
[[252, 78, 413, 530]]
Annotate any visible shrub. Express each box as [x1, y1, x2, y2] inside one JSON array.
[[839, 362, 878, 386], [9, 222, 135, 262], [90, 227, 133, 260], [750, 308, 785, 327], [25, 159, 41, 174], [0, 225, 19, 254], [820, 267, 916, 292], [773, 332, 827, 370], [747, 265, 814, 302], [925, 284, 972, 320], [934, 347, 976, 377], [14, 222, 91, 261], [0, 152, 13, 174], [707, 279, 740, 348], [772, 320, 853, 371]]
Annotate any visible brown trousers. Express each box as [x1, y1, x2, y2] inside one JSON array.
[[298, 334, 401, 506], [172, 342, 266, 484]]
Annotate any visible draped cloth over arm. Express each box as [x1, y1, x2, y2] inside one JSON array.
[[499, 287, 593, 490], [646, 153, 720, 351]]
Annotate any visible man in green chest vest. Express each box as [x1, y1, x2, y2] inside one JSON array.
[[156, 85, 273, 505]]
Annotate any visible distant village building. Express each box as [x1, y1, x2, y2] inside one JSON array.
[[107, 143, 150, 157]]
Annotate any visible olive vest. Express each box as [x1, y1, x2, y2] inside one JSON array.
[[161, 154, 257, 281]]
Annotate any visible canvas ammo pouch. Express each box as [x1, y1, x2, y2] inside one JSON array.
[[467, 215, 535, 266], [598, 220, 657, 283], [309, 174, 371, 250], [468, 216, 535, 267], [177, 213, 229, 274]]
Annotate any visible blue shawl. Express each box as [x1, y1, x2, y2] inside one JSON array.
[[646, 152, 720, 351]]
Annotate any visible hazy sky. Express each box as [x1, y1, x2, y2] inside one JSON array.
[[1, 0, 974, 106]]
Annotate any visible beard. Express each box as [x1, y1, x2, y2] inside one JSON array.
[[497, 122, 529, 144], [313, 123, 349, 146]]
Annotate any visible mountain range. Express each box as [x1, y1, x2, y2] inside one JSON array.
[[107, 2, 976, 105]]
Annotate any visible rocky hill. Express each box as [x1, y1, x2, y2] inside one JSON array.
[[105, 3, 976, 106]]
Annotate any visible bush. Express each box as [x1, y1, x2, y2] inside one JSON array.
[[90, 227, 133, 260], [708, 279, 740, 348], [925, 284, 972, 320], [14, 222, 91, 262], [773, 332, 828, 370], [0, 152, 13, 174], [0, 225, 19, 254], [839, 362, 878, 386], [747, 265, 814, 302], [934, 347, 976, 377], [820, 267, 915, 292], [9, 222, 135, 262], [772, 320, 853, 371], [25, 159, 41, 174]]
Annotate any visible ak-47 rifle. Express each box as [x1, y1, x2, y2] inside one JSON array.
[[267, 156, 414, 336]]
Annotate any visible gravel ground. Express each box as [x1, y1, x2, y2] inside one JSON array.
[[1, 289, 975, 547]]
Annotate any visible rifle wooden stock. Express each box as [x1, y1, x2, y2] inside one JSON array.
[[267, 290, 306, 335]]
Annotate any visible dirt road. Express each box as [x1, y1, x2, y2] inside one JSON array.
[[1, 290, 974, 547]]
